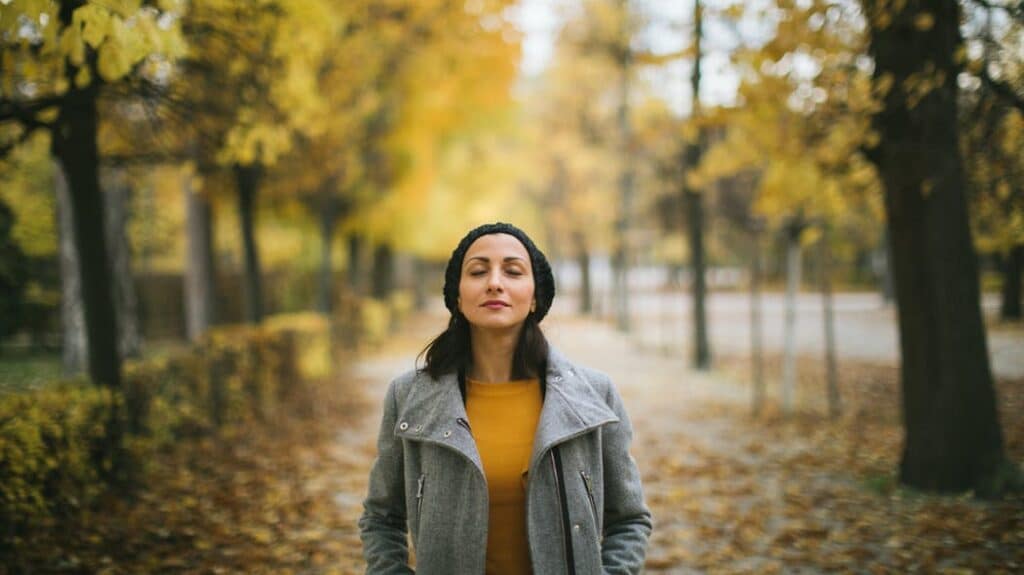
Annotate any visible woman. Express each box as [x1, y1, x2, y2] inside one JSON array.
[[359, 222, 652, 574]]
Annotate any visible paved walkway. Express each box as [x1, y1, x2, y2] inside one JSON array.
[[341, 310, 1021, 573]]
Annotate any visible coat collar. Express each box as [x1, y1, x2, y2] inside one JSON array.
[[393, 347, 620, 475]]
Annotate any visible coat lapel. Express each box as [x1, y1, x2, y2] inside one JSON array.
[[392, 349, 620, 478], [394, 371, 485, 475], [529, 350, 620, 469]]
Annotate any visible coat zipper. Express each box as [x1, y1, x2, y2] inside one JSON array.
[[416, 473, 426, 530], [551, 449, 576, 575], [580, 470, 603, 544]]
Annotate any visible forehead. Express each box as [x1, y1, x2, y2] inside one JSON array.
[[463, 233, 531, 264]]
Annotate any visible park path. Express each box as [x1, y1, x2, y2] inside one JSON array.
[[335, 308, 1022, 574], [551, 291, 1024, 379]]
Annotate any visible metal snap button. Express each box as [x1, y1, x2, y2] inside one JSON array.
[[443, 430, 452, 438], [573, 524, 580, 531], [399, 422, 409, 431]]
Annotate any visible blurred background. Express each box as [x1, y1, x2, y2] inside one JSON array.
[[1, 0, 1022, 573]]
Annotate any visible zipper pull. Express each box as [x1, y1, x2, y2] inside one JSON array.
[[456, 417, 472, 435], [417, 474, 426, 499]]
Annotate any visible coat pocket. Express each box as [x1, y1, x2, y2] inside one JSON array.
[[579, 470, 602, 543]]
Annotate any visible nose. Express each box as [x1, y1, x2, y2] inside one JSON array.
[[486, 269, 503, 292]]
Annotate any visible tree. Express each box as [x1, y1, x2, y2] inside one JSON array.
[[1, 0, 185, 390], [861, 0, 1013, 494], [684, 0, 711, 370], [0, 198, 28, 342]]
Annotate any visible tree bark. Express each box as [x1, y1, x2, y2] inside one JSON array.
[[348, 232, 366, 297], [55, 161, 87, 374], [573, 231, 593, 315], [1000, 244, 1022, 320], [102, 168, 141, 358], [317, 188, 339, 315], [750, 225, 765, 416], [864, 0, 1009, 494], [234, 164, 263, 324], [50, 77, 121, 390], [819, 229, 841, 419], [613, 0, 634, 333], [184, 168, 216, 340], [683, 0, 710, 370], [371, 243, 394, 300], [781, 222, 803, 415]]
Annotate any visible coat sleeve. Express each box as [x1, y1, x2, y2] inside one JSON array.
[[600, 379, 653, 575], [359, 378, 415, 574]]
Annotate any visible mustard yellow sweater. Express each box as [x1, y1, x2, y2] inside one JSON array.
[[465, 377, 543, 575]]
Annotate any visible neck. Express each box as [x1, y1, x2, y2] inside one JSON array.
[[467, 325, 522, 382]]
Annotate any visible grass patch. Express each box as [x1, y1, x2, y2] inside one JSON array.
[[0, 352, 62, 394]]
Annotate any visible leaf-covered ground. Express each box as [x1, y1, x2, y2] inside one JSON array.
[[6, 314, 1022, 574]]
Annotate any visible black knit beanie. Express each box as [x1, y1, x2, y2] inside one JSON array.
[[443, 222, 556, 322]]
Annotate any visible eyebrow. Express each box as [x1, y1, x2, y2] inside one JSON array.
[[465, 256, 527, 264]]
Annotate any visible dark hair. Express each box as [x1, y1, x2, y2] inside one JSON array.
[[417, 311, 549, 382], [418, 223, 552, 382]]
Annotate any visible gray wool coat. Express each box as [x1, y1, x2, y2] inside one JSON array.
[[358, 348, 653, 574]]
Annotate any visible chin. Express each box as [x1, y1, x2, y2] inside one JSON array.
[[468, 317, 527, 332]]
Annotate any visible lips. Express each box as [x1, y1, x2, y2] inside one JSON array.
[[481, 300, 510, 309]]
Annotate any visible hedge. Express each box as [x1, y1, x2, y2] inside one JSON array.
[[0, 294, 413, 545]]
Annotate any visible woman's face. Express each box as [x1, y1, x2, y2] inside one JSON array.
[[458, 233, 536, 333]]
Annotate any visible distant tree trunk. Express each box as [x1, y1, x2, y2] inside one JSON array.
[[60, 166, 142, 365], [683, 0, 710, 370], [50, 77, 121, 391], [818, 228, 841, 418], [574, 231, 593, 315], [234, 164, 263, 324], [317, 186, 340, 315], [183, 169, 216, 341], [348, 232, 366, 297], [371, 243, 394, 300], [55, 161, 87, 374], [1000, 244, 1022, 320], [685, 190, 710, 369], [750, 224, 765, 416], [864, 0, 1009, 494], [102, 168, 141, 358], [613, 0, 634, 333], [412, 256, 428, 311], [781, 221, 803, 415]]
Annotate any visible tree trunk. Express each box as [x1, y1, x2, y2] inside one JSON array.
[[55, 161, 87, 374], [686, 190, 710, 370], [102, 168, 141, 358], [348, 232, 366, 296], [318, 190, 339, 315], [864, 0, 1009, 494], [234, 164, 263, 324], [683, 0, 710, 370], [613, 0, 634, 333], [750, 225, 765, 416], [1000, 244, 1022, 320], [819, 229, 841, 418], [184, 169, 216, 340], [781, 222, 803, 415], [879, 228, 895, 305], [371, 243, 394, 300], [574, 231, 592, 315], [50, 79, 121, 390]]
